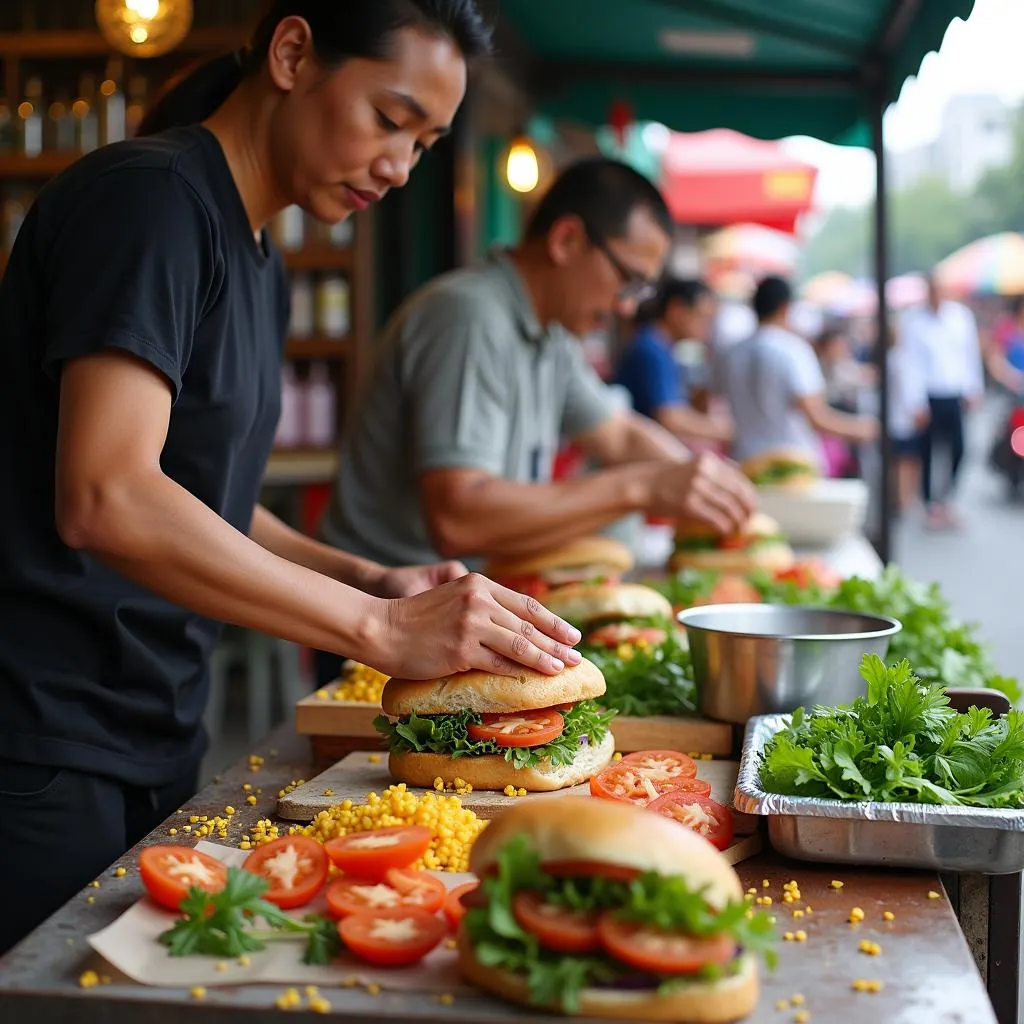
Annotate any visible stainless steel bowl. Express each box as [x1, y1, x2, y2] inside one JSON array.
[[676, 604, 902, 725]]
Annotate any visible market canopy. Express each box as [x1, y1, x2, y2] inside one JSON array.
[[935, 232, 1024, 297], [496, 0, 976, 144], [659, 129, 817, 231]]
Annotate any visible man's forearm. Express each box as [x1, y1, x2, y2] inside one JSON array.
[[657, 405, 733, 444], [250, 505, 385, 595]]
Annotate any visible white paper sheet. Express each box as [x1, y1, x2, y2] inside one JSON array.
[[87, 841, 476, 991]]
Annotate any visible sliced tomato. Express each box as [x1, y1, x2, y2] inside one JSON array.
[[704, 575, 762, 606], [325, 869, 446, 918], [139, 845, 228, 912], [591, 750, 700, 806], [552, 702, 577, 712], [774, 560, 841, 591], [597, 915, 737, 975], [443, 881, 479, 929], [718, 534, 750, 551], [323, 825, 433, 881], [620, 750, 698, 778], [586, 623, 668, 649], [467, 709, 564, 747], [648, 793, 734, 851], [242, 836, 329, 909], [339, 907, 448, 967], [512, 890, 601, 953]]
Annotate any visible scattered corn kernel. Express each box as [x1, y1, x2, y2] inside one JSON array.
[[86, 896, 95, 905], [883, 910, 895, 922], [794, 1012, 810, 1023], [776, 998, 789, 1010], [830, 880, 844, 889], [309, 996, 332, 1014], [342, 976, 360, 988], [612, 752, 623, 761], [242, 783, 252, 792], [366, 983, 381, 996], [747, 887, 758, 895], [322, 789, 334, 797], [927, 890, 941, 900], [794, 930, 807, 942], [762, 879, 771, 888], [168, 827, 177, 836], [316, 688, 330, 699], [246, 795, 257, 805], [239, 840, 252, 850], [79, 971, 100, 989], [89, 880, 100, 888], [517, 787, 527, 797], [368, 753, 381, 764], [805, 906, 813, 914], [792, 909, 805, 919], [852, 978, 884, 993], [224, 805, 236, 816], [182, 825, 192, 833], [791, 994, 805, 1006], [784, 931, 795, 941], [191, 986, 206, 1000], [237, 955, 251, 966], [215, 962, 228, 973], [439, 993, 455, 1006], [305, 986, 319, 997], [849, 907, 865, 923], [275, 987, 303, 1010], [858, 940, 882, 956], [113, 867, 126, 878]]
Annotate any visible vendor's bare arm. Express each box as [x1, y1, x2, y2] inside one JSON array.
[[576, 410, 691, 464]]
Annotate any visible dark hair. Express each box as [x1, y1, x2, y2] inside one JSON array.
[[752, 275, 793, 322], [138, 0, 492, 137], [637, 277, 710, 324], [525, 157, 674, 242]]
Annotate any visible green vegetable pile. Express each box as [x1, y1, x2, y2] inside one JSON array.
[[760, 655, 1024, 807], [579, 621, 696, 717], [159, 867, 341, 963], [464, 835, 776, 1014], [373, 700, 616, 770]]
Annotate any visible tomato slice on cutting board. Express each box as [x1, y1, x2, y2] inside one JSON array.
[[323, 825, 433, 881], [339, 906, 448, 967], [648, 792, 734, 851], [620, 750, 698, 778], [512, 890, 601, 954], [590, 750, 700, 806], [139, 845, 228, 911], [442, 881, 479, 929], [242, 835, 329, 909], [325, 868, 446, 918], [597, 916, 737, 975], [467, 709, 564, 747]]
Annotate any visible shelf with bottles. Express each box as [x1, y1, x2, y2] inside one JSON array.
[[273, 360, 341, 455]]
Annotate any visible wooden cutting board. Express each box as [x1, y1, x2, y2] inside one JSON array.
[[276, 750, 757, 837]]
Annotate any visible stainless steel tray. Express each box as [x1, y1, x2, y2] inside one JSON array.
[[735, 713, 1024, 874]]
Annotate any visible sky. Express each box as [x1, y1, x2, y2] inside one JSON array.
[[780, 0, 1024, 212]]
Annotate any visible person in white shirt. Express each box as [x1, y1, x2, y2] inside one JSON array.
[[886, 326, 930, 511], [900, 273, 984, 528], [715, 277, 878, 468]]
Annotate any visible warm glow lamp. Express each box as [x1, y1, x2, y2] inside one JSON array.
[[95, 0, 194, 58], [505, 137, 540, 194]]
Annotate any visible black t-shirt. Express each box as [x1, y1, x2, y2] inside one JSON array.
[[0, 125, 288, 785]]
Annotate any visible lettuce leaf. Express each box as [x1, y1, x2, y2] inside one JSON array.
[[465, 835, 776, 1014], [373, 700, 616, 771]]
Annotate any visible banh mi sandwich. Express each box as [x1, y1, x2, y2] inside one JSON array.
[[668, 513, 794, 575], [483, 536, 634, 599], [373, 659, 616, 792], [458, 797, 775, 1020], [740, 447, 818, 490], [544, 582, 676, 650]]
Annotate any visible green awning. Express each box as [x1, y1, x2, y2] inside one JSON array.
[[496, 0, 976, 145]]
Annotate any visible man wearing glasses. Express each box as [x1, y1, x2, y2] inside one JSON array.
[[318, 158, 755, 595]]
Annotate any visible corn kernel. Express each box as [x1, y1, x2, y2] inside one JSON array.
[[805, 905, 813, 913], [858, 939, 882, 956], [316, 688, 330, 699], [867, 980, 883, 992], [439, 993, 455, 1006], [309, 996, 332, 1014], [242, 783, 252, 792], [86, 896, 95, 905], [89, 880, 100, 888], [323, 789, 334, 797], [762, 879, 771, 888], [747, 887, 758, 896], [792, 909, 804, 919], [790, 994, 805, 1006], [237, 955, 251, 966], [612, 751, 623, 761], [794, 930, 807, 942], [224, 806, 235, 815], [191, 986, 206, 1000], [366, 983, 381, 996], [239, 840, 252, 850], [79, 971, 100, 989], [784, 931, 795, 941], [701, 753, 713, 760], [927, 890, 941, 900], [849, 907, 865, 923], [113, 867, 126, 878], [776, 998, 790, 1010], [883, 911, 895, 922], [794, 1012, 810, 1023], [305, 986, 319, 997], [168, 827, 177, 836], [517, 787, 527, 797], [342, 976, 359, 988], [368, 753, 381, 763], [830, 880, 844, 889], [246, 794, 257, 805], [215, 962, 228, 973]]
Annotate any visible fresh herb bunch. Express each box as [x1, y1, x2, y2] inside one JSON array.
[[373, 700, 616, 770], [159, 868, 341, 964], [645, 571, 719, 611], [464, 835, 776, 1014], [760, 655, 1024, 807], [579, 623, 696, 717]]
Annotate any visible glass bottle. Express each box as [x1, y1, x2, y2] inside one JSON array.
[[72, 74, 99, 154], [98, 59, 126, 147], [46, 93, 75, 152], [124, 76, 149, 139]]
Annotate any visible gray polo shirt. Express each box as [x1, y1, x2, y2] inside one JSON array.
[[319, 249, 617, 567]]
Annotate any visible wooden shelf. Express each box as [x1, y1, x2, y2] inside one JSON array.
[[286, 336, 351, 360], [0, 152, 79, 177], [263, 448, 338, 486], [0, 27, 244, 58], [282, 247, 353, 272]]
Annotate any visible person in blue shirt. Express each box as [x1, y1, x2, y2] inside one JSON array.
[[615, 277, 733, 443]]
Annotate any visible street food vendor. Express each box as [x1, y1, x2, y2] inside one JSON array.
[[319, 159, 756, 572], [0, 0, 582, 956]]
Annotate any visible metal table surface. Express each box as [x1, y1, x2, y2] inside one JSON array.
[[0, 725, 1003, 1024]]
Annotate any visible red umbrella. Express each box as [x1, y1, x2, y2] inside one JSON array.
[[659, 129, 817, 234]]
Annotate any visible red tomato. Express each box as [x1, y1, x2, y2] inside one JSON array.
[[717, 534, 750, 551], [586, 623, 668, 649], [339, 907, 448, 967], [442, 881, 479, 929], [325, 869, 446, 918], [139, 845, 228, 912], [512, 891, 601, 953], [648, 793, 735, 851], [620, 750, 698, 778], [242, 836, 329, 910], [590, 750, 700, 806], [774, 560, 841, 591], [597, 916, 737, 975], [467, 709, 564, 747], [707, 575, 762, 605], [323, 826, 433, 881]]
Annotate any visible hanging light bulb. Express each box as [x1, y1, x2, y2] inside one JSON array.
[[95, 0, 194, 58], [505, 137, 540, 194]]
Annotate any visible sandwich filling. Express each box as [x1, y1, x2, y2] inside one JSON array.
[[495, 569, 621, 601], [374, 701, 616, 771], [748, 460, 815, 486], [464, 835, 776, 1013], [672, 531, 787, 556]]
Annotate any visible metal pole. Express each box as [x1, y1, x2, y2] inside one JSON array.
[[871, 70, 893, 565]]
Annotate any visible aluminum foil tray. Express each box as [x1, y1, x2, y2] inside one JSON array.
[[735, 713, 1024, 874]]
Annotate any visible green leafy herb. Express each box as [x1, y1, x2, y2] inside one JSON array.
[[159, 867, 342, 965], [646, 570, 719, 610], [465, 835, 776, 1014], [373, 699, 616, 770], [580, 624, 696, 717], [759, 655, 1024, 807], [750, 462, 813, 485]]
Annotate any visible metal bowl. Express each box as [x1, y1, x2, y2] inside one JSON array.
[[676, 604, 902, 725]]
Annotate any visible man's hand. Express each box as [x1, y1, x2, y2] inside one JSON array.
[[645, 451, 757, 534], [375, 561, 469, 599]]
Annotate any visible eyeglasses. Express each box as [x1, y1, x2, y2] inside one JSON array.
[[584, 225, 658, 305]]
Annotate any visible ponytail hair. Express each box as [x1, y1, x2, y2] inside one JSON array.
[[137, 0, 492, 138]]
